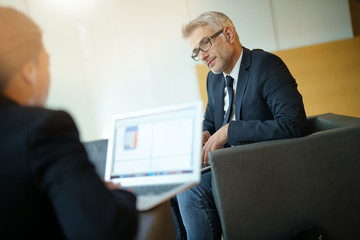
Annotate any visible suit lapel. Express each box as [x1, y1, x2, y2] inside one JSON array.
[[213, 74, 225, 130], [235, 47, 251, 120]]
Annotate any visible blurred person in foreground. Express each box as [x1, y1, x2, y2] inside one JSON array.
[[171, 11, 307, 239], [0, 6, 138, 239]]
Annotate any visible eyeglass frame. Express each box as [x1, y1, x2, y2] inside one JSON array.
[[191, 29, 224, 61]]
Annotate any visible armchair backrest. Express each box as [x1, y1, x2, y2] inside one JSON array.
[[306, 113, 360, 134], [82, 139, 108, 178]]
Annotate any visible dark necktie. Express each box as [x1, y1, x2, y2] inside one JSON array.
[[223, 75, 234, 125]]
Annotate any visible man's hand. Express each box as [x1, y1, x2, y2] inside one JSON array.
[[104, 181, 121, 190], [201, 124, 229, 165], [202, 131, 211, 146]]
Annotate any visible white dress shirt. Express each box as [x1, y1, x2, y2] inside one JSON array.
[[223, 49, 243, 121]]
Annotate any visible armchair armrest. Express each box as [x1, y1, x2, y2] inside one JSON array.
[[209, 125, 360, 239]]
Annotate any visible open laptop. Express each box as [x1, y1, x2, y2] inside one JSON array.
[[105, 100, 203, 211]]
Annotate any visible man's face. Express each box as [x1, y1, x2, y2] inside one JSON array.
[[189, 25, 233, 74], [32, 46, 50, 107]]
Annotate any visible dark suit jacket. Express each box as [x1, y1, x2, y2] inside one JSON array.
[[203, 47, 307, 145], [0, 95, 138, 239]]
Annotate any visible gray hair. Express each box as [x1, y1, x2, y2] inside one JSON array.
[[0, 6, 42, 91], [182, 11, 240, 43]]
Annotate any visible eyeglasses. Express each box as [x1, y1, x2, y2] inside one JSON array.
[[191, 29, 223, 61]]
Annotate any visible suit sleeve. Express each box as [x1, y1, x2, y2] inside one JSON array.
[[27, 111, 138, 240], [227, 54, 307, 145]]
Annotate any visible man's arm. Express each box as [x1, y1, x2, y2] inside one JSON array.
[[228, 53, 307, 146], [28, 110, 138, 239]]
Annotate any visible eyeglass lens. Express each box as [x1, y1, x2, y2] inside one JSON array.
[[191, 29, 223, 61]]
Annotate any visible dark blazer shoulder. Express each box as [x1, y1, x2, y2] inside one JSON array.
[[242, 47, 293, 88], [1, 102, 80, 144], [245, 47, 284, 68]]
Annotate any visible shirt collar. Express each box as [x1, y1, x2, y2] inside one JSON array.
[[223, 48, 243, 82]]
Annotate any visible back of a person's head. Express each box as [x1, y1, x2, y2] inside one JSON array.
[[0, 6, 42, 92]]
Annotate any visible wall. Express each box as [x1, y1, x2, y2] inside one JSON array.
[[0, 0, 353, 140], [274, 37, 360, 118], [270, 0, 353, 50]]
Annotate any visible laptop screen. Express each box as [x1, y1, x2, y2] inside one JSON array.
[[105, 101, 202, 185]]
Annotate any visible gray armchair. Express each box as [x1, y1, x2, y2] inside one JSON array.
[[209, 113, 360, 240]]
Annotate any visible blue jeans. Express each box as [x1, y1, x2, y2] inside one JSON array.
[[170, 170, 222, 240]]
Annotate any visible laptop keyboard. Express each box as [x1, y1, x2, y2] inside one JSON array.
[[126, 183, 182, 196]]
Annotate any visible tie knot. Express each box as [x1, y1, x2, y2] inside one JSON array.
[[226, 76, 234, 88]]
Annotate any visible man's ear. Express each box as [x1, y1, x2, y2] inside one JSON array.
[[20, 61, 37, 85], [223, 26, 236, 44]]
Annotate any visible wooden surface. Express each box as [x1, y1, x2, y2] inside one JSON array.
[[196, 37, 360, 117], [137, 201, 175, 240]]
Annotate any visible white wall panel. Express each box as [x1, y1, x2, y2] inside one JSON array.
[[271, 0, 353, 50]]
